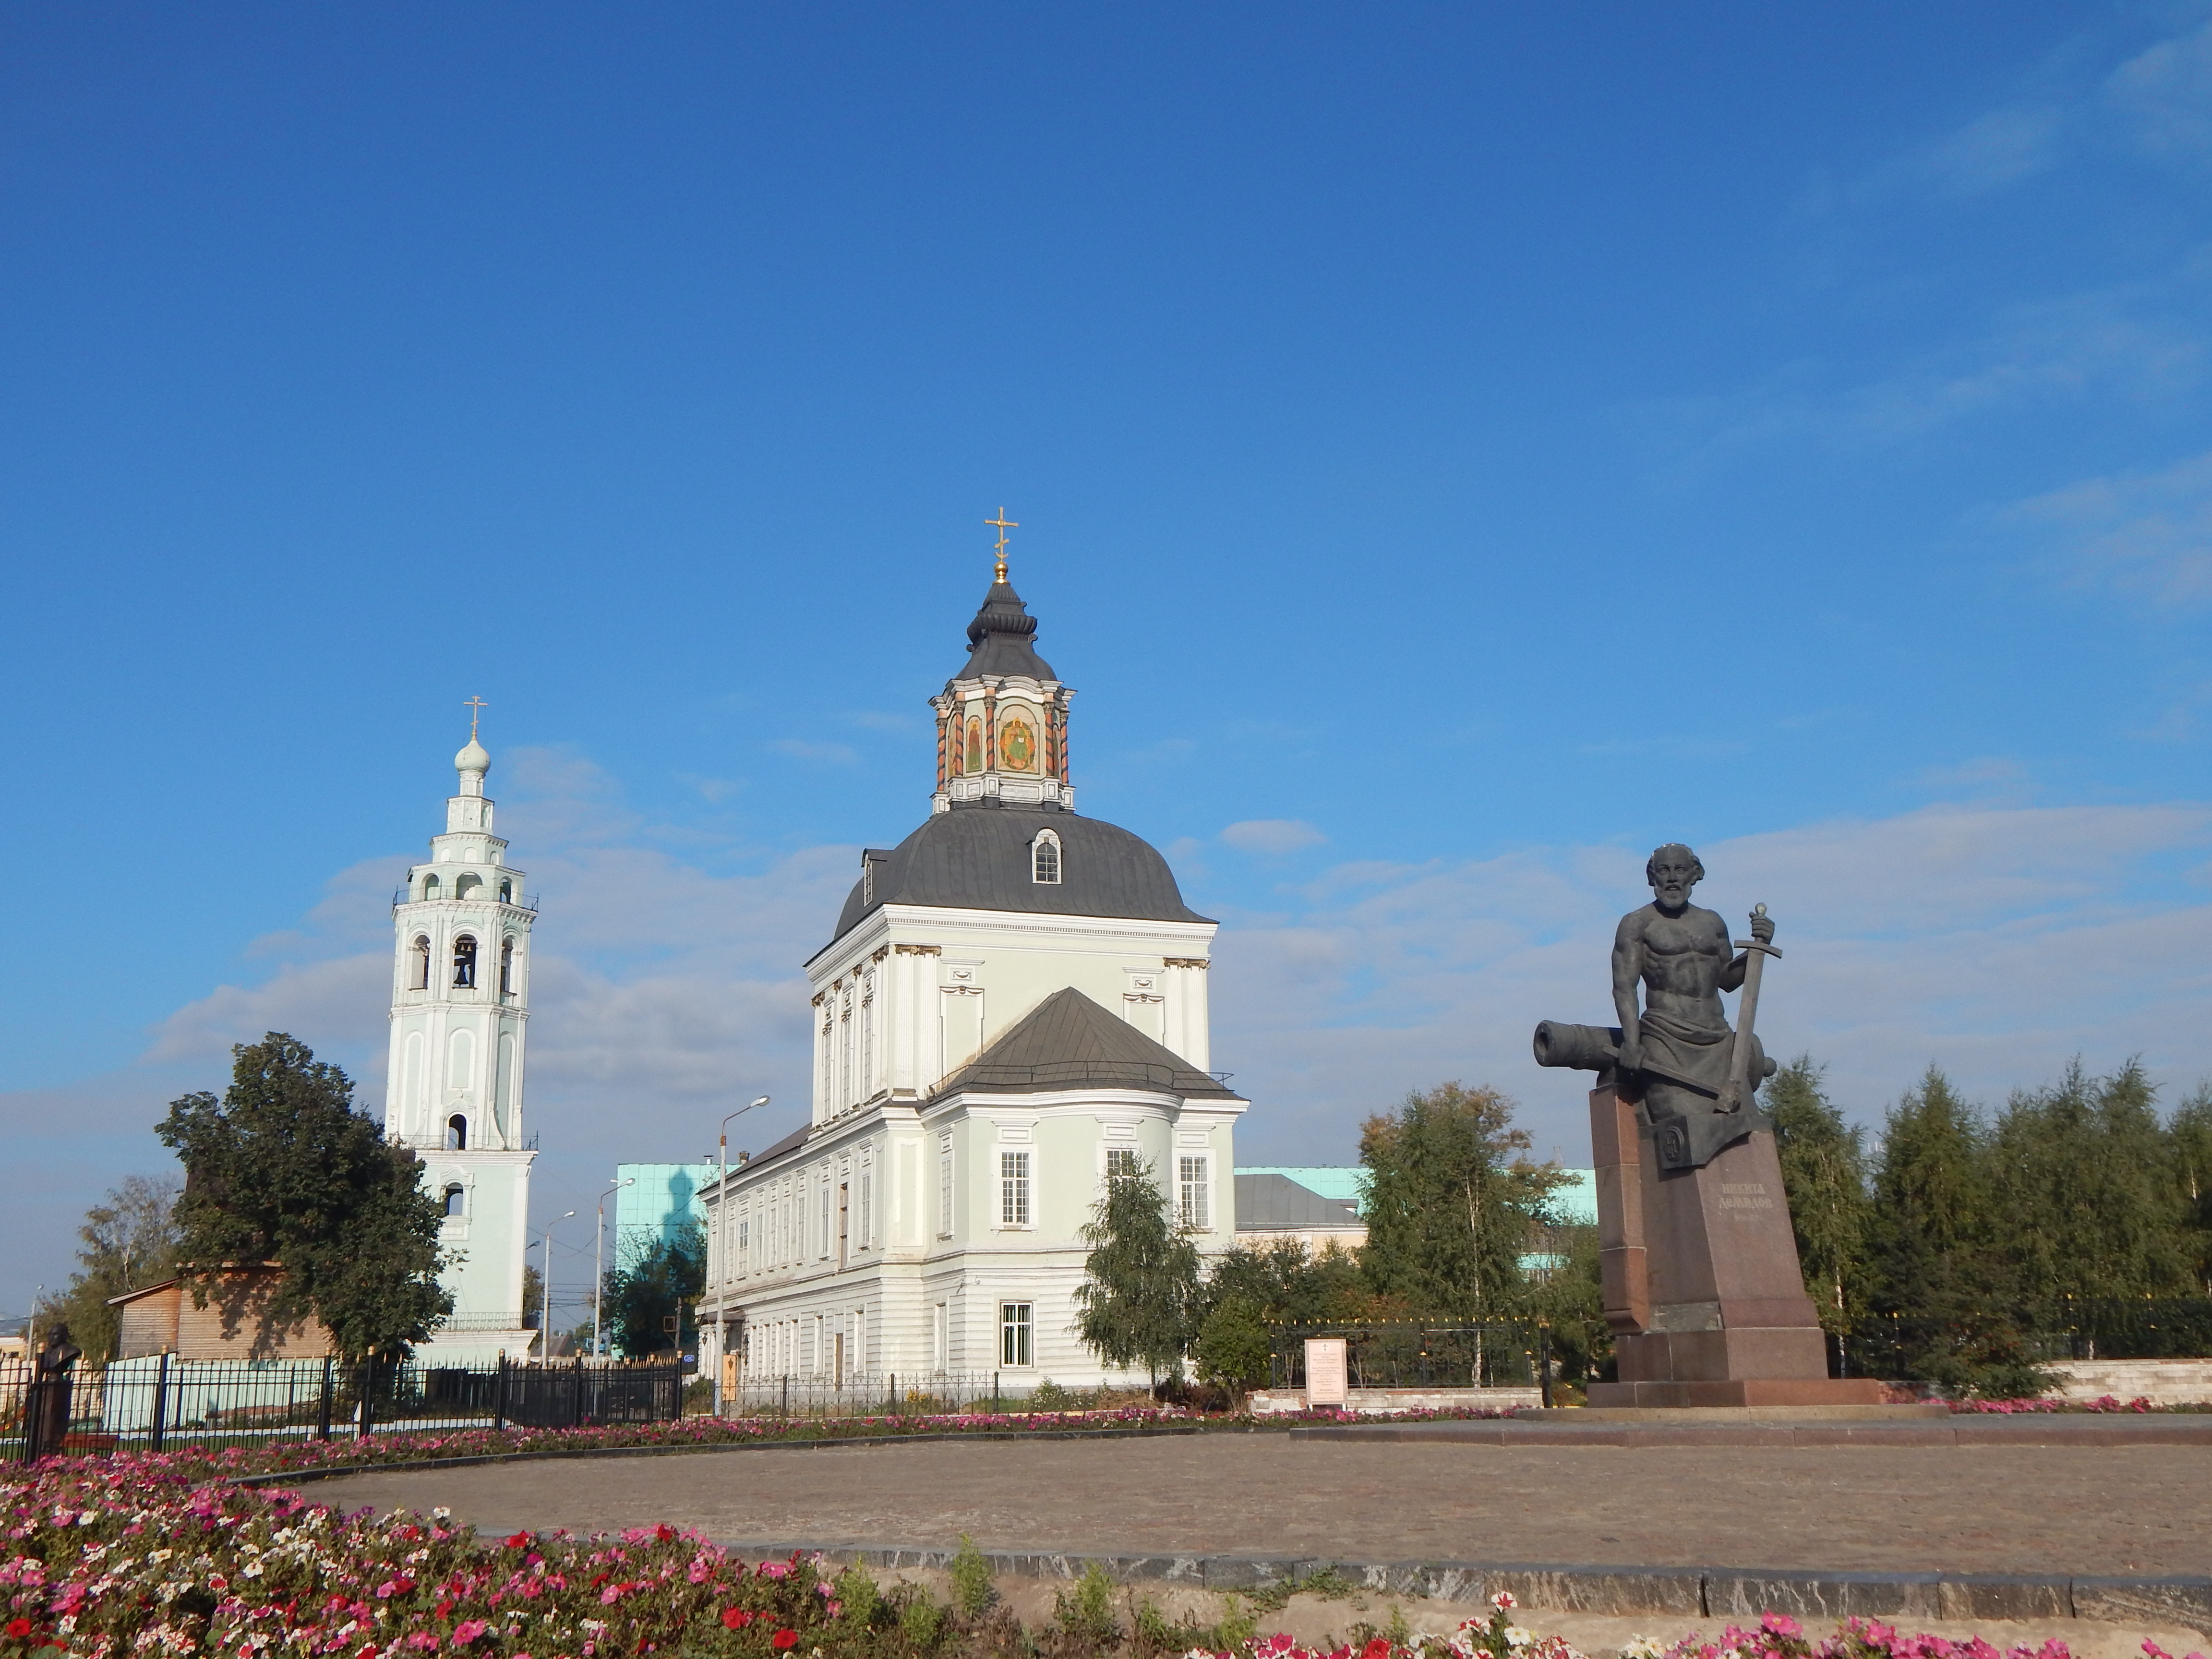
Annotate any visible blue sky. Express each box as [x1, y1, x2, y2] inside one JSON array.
[[4, 4, 2210, 1323]]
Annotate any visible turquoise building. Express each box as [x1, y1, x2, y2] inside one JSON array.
[[613, 1163, 718, 1263]]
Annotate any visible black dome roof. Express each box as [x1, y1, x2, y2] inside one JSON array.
[[823, 806, 1211, 953]]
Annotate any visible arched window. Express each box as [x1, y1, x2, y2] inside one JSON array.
[[452, 934, 478, 988], [1031, 830, 1061, 885], [411, 936, 432, 990], [443, 1182, 465, 1217], [446, 1114, 468, 1150], [498, 878, 512, 903], [499, 936, 515, 995], [455, 873, 482, 901], [423, 873, 441, 901]]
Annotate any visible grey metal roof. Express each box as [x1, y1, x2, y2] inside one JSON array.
[[727, 1119, 811, 1179], [929, 986, 1240, 1103], [1234, 1172, 1364, 1231], [956, 576, 1057, 681], [827, 805, 1211, 949]]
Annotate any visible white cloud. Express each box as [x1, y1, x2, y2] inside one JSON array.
[[2013, 446, 2212, 605], [2108, 18, 2212, 163], [1220, 819, 1329, 854]]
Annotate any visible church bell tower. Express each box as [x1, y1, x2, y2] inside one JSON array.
[[384, 709, 539, 1357]]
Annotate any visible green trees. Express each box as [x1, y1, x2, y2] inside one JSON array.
[[1767, 1058, 1870, 1343], [1200, 1237, 1365, 1327], [2175, 1084, 2212, 1295], [600, 1221, 707, 1358], [1072, 1160, 1201, 1383], [37, 1176, 182, 1363], [157, 1032, 451, 1360], [1192, 1295, 1274, 1393], [1357, 1082, 1564, 1320]]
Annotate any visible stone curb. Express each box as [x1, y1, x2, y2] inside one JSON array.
[[712, 1542, 2212, 1626], [1292, 1419, 2212, 1447]]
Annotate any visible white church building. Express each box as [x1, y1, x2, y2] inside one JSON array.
[[381, 726, 539, 1361], [698, 551, 1247, 1391]]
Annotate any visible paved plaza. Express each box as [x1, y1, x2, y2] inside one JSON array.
[[305, 1431, 2212, 1578]]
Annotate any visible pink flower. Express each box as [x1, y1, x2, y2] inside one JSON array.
[[453, 1620, 488, 1646]]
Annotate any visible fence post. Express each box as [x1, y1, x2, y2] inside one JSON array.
[[149, 1351, 172, 1452], [889, 1372, 896, 1417], [358, 1355, 375, 1438], [992, 1371, 1000, 1414], [1537, 1324, 1552, 1410], [780, 1374, 788, 1418], [314, 1356, 334, 1442], [492, 1354, 507, 1432]]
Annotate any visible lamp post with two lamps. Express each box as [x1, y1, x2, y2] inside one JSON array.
[[536, 1210, 576, 1358], [593, 1178, 634, 1360], [710, 1095, 770, 1416]]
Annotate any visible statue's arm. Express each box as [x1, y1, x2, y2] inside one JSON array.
[[1611, 913, 1645, 1067], [1717, 910, 1749, 992]]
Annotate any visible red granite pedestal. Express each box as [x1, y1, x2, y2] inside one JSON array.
[[1585, 1083, 1884, 1410]]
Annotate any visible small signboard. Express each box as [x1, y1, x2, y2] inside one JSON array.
[[1304, 1337, 1349, 1407]]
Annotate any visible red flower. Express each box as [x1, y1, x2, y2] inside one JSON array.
[[436, 1600, 456, 1621], [655, 1524, 676, 1542], [7, 1619, 34, 1639], [1363, 1641, 1393, 1659], [721, 1609, 752, 1630], [772, 1631, 800, 1649], [506, 1532, 533, 1549]]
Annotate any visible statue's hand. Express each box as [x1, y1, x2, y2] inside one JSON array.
[[1616, 1037, 1642, 1074], [1749, 911, 1776, 947]]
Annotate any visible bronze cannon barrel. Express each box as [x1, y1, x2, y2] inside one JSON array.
[[1532, 1020, 1624, 1071]]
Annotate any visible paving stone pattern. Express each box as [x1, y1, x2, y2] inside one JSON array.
[[303, 1434, 2211, 1579]]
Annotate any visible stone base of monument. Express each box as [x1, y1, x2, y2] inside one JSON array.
[[1522, 1400, 1948, 1419], [1590, 1083, 1892, 1413], [1584, 1378, 1890, 1408]]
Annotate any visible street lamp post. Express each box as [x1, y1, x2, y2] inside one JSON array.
[[594, 1178, 634, 1360], [538, 1210, 576, 1359], [711, 1095, 771, 1416]]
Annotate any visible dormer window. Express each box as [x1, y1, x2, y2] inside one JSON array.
[[1032, 829, 1061, 885]]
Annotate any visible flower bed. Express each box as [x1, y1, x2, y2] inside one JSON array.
[[1948, 1395, 2212, 1415], [47, 1404, 1519, 1484], [1, 1463, 2204, 1659], [1624, 1611, 2203, 1659]]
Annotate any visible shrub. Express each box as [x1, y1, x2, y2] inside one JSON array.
[[950, 1532, 996, 1617]]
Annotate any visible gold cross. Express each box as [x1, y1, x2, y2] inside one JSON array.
[[464, 696, 488, 741], [985, 508, 1018, 582]]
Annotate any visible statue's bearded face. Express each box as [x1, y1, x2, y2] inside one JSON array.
[[1649, 853, 1699, 908]]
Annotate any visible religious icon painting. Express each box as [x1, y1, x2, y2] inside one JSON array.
[[999, 716, 1035, 772], [964, 717, 984, 773]]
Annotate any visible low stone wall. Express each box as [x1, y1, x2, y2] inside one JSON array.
[[1247, 1386, 1541, 1415], [2045, 1358, 2212, 1405]]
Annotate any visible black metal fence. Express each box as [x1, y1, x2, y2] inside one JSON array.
[[1266, 1322, 1546, 1392], [2, 1354, 684, 1465], [718, 1370, 1007, 1418]]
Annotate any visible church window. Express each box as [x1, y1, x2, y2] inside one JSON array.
[[856, 1165, 872, 1250], [819, 1175, 833, 1257], [938, 1143, 953, 1238], [498, 878, 513, 903], [1178, 1155, 1211, 1231], [455, 873, 482, 901], [1106, 1147, 1141, 1184], [452, 934, 478, 988], [411, 936, 432, 990], [499, 937, 515, 995], [443, 1183, 465, 1217], [737, 1216, 749, 1274], [999, 1151, 1031, 1227], [999, 1302, 1032, 1367], [446, 1114, 467, 1150], [1031, 830, 1061, 885], [423, 874, 441, 901]]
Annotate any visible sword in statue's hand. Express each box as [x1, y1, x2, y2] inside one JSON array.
[[1717, 903, 1780, 1116]]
